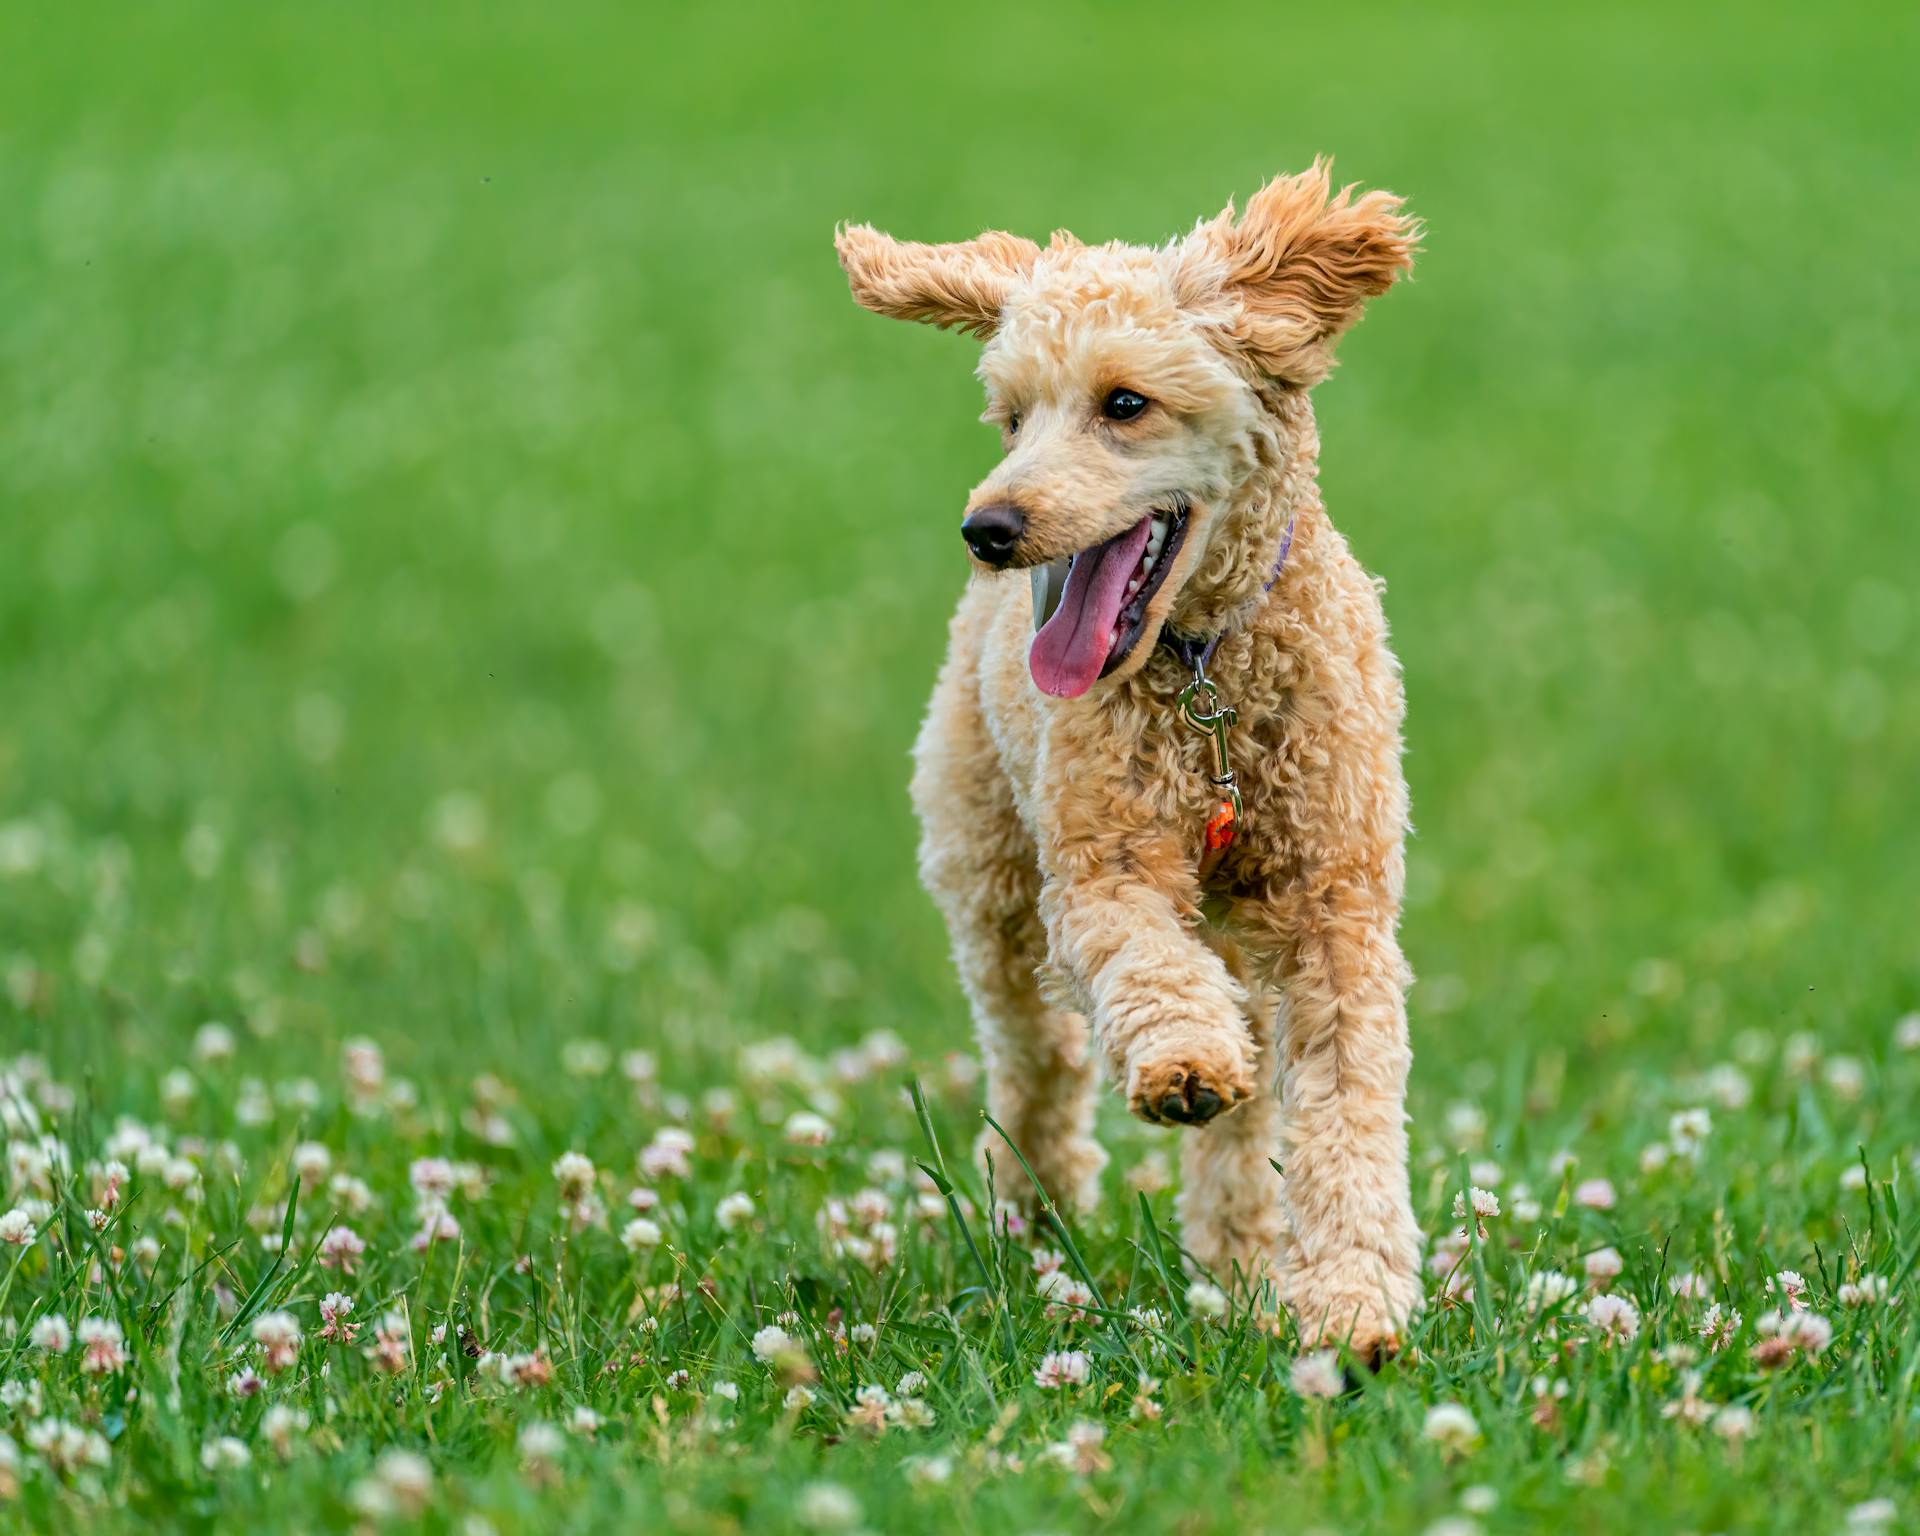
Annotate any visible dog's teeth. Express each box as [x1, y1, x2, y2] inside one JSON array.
[[1126, 578, 1140, 595]]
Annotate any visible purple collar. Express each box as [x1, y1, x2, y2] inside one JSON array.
[[1159, 516, 1295, 677]]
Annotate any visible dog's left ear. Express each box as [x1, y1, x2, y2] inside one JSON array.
[[835, 224, 1039, 339], [1184, 159, 1419, 386]]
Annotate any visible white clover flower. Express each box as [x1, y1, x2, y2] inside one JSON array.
[[1841, 1164, 1869, 1192], [29, 1314, 71, 1353], [200, 1435, 251, 1471], [1638, 1141, 1671, 1174], [1573, 1177, 1616, 1211], [1661, 1369, 1711, 1425], [0, 1209, 36, 1246], [193, 1022, 237, 1063], [1757, 1308, 1833, 1356], [551, 1152, 596, 1202], [567, 1405, 602, 1438], [1186, 1280, 1228, 1318], [715, 1192, 755, 1231], [328, 1173, 375, 1215], [291, 1141, 332, 1186], [1703, 1064, 1751, 1110], [1525, 1271, 1579, 1311], [621, 1217, 663, 1252], [1443, 1103, 1486, 1145], [751, 1324, 799, 1363], [1289, 1350, 1344, 1399], [1583, 1247, 1624, 1285], [1422, 1402, 1480, 1454], [907, 1454, 954, 1486], [77, 1317, 128, 1375], [1700, 1302, 1742, 1351], [783, 1111, 833, 1147], [1585, 1293, 1641, 1342], [261, 1405, 308, 1460], [1711, 1404, 1756, 1442], [370, 1448, 434, 1515], [26, 1418, 111, 1473], [1839, 1275, 1889, 1307], [1038, 1269, 1094, 1320], [639, 1129, 693, 1181], [1452, 1186, 1500, 1222], [1668, 1107, 1711, 1153], [518, 1422, 565, 1465], [796, 1482, 860, 1530], [783, 1385, 816, 1410], [251, 1309, 304, 1372], [1039, 1419, 1108, 1474], [1825, 1056, 1866, 1100], [861, 1029, 908, 1071], [1895, 1014, 1920, 1053], [1033, 1349, 1091, 1388]]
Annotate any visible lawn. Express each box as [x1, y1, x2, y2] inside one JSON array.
[[1, 1, 1918, 1530]]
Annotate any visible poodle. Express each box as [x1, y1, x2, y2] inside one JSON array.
[[835, 160, 1422, 1357]]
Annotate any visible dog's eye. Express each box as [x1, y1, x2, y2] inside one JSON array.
[[1103, 388, 1149, 422], [1007, 412, 1020, 435]]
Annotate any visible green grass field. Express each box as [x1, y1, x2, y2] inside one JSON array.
[[2, 2, 1918, 1529]]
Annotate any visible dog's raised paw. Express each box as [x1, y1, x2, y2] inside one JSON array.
[[1126, 1040, 1252, 1127]]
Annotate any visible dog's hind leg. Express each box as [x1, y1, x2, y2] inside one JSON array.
[[911, 647, 1106, 1213]]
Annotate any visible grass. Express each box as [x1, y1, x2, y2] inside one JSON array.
[[1, 0, 1918, 1529]]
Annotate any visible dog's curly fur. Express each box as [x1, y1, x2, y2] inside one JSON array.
[[836, 161, 1423, 1356]]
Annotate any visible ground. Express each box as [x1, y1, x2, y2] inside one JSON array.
[[1, 1, 1918, 1531]]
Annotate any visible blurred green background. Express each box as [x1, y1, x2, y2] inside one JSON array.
[[2, 1, 1916, 1119]]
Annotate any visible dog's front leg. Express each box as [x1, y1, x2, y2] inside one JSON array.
[[1038, 826, 1256, 1128], [1245, 866, 1424, 1361]]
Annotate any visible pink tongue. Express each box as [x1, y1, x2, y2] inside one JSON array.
[[1028, 517, 1153, 698]]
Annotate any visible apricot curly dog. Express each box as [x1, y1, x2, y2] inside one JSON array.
[[836, 160, 1422, 1356]]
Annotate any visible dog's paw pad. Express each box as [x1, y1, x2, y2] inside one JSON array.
[[1128, 1046, 1251, 1127]]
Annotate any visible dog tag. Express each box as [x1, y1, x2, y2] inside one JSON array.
[[1198, 796, 1238, 880], [1030, 558, 1071, 631]]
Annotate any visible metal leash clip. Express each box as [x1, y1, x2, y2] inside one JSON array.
[[1178, 662, 1242, 878]]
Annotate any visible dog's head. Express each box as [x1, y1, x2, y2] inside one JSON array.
[[837, 160, 1416, 698]]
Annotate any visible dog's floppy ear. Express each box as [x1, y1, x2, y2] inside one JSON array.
[[834, 224, 1039, 339], [1187, 159, 1418, 386]]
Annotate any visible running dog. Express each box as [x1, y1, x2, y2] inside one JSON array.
[[835, 161, 1422, 1356]]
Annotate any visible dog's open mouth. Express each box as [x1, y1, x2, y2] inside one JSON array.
[[1028, 503, 1190, 698]]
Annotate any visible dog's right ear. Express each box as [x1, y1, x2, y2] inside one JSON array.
[[834, 224, 1039, 339]]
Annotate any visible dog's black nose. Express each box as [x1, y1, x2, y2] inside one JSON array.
[[961, 503, 1025, 567]]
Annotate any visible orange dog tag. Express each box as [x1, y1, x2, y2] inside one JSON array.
[[1198, 795, 1238, 879]]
